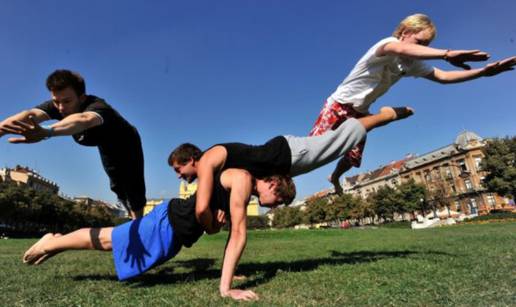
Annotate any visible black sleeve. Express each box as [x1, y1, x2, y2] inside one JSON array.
[[83, 98, 117, 127], [34, 100, 63, 120]]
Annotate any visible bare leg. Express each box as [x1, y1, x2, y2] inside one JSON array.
[[358, 106, 414, 132], [23, 227, 113, 265]]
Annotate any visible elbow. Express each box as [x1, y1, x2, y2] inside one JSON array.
[[195, 206, 208, 218]]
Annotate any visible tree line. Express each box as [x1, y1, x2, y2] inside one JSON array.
[[271, 180, 427, 228], [0, 181, 125, 236], [0, 136, 513, 233]]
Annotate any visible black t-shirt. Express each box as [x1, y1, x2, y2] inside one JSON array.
[[35, 96, 144, 180], [167, 196, 204, 248], [219, 136, 291, 178], [36, 95, 138, 149], [168, 171, 230, 247]]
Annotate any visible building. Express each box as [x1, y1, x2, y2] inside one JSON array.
[[179, 181, 197, 199], [0, 165, 59, 194], [343, 157, 411, 199], [177, 180, 261, 216], [343, 131, 509, 216], [143, 198, 166, 215], [73, 196, 126, 217]]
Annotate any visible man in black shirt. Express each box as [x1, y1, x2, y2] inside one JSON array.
[[0, 69, 145, 219]]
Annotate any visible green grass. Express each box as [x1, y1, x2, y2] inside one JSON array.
[[1, 222, 515, 306]]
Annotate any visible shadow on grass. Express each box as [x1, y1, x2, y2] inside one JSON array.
[[72, 258, 219, 286], [236, 249, 454, 289], [73, 249, 454, 288]]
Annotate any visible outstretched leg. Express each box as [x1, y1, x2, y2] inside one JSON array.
[[330, 106, 414, 195], [23, 227, 113, 265], [358, 106, 414, 132]]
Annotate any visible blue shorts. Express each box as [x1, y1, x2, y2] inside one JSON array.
[[112, 200, 180, 280]]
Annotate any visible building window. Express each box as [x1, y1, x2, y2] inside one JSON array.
[[457, 159, 468, 172], [424, 170, 431, 182], [454, 201, 461, 211], [444, 166, 452, 179], [479, 176, 485, 187], [470, 198, 478, 214], [464, 179, 473, 190], [474, 156, 482, 171], [486, 194, 496, 208]]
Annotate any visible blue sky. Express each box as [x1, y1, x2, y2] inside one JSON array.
[[1, 0, 515, 203]]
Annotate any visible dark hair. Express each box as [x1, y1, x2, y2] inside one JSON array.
[[264, 175, 296, 205], [46, 69, 86, 96], [168, 143, 202, 166]]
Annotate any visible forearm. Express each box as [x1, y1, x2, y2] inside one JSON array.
[[49, 113, 98, 136], [433, 67, 485, 84], [195, 164, 216, 231], [220, 233, 246, 295]]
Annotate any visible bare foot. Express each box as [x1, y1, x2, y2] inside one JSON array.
[[328, 175, 343, 196], [380, 106, 414, 121], [23, 233, 54, 264], [33, 233, 63, 265], [23, 233, 63, 265]]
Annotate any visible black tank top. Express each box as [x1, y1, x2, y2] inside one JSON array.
[[218, 136, 291, 178], [168, 171, 231, 247]]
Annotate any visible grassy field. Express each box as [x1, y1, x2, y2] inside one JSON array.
[[1, 222, 515, 306]]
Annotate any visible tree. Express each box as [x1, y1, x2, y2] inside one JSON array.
[[370, 185, 399, 221], [271, 206, 302, 228], [348, 197, 375, 225], [303, 197, 328, 225], [481, 136, 516, 200], [397, 180, 428, 219]]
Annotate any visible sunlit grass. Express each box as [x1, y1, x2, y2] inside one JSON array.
[[1, 222, 515, 306]]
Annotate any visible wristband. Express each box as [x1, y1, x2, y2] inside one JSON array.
[[43, 125, 54, 139]]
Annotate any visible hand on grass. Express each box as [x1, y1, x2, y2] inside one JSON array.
[[221, 289, 259, 301]]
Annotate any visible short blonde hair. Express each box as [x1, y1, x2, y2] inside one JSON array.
[[393, 13, 436, 41]]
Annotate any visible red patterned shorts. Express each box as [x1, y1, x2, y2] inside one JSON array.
[[309, 99, 367, 167]]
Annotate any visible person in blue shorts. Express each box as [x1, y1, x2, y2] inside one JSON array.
[[23, 169, 295, 301]]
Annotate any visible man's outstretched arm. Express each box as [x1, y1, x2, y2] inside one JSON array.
[[195, 146, 227, 234], [0, 108, 49, 138], [3, 112, 102, 144], [219, 169, 258, 301]]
